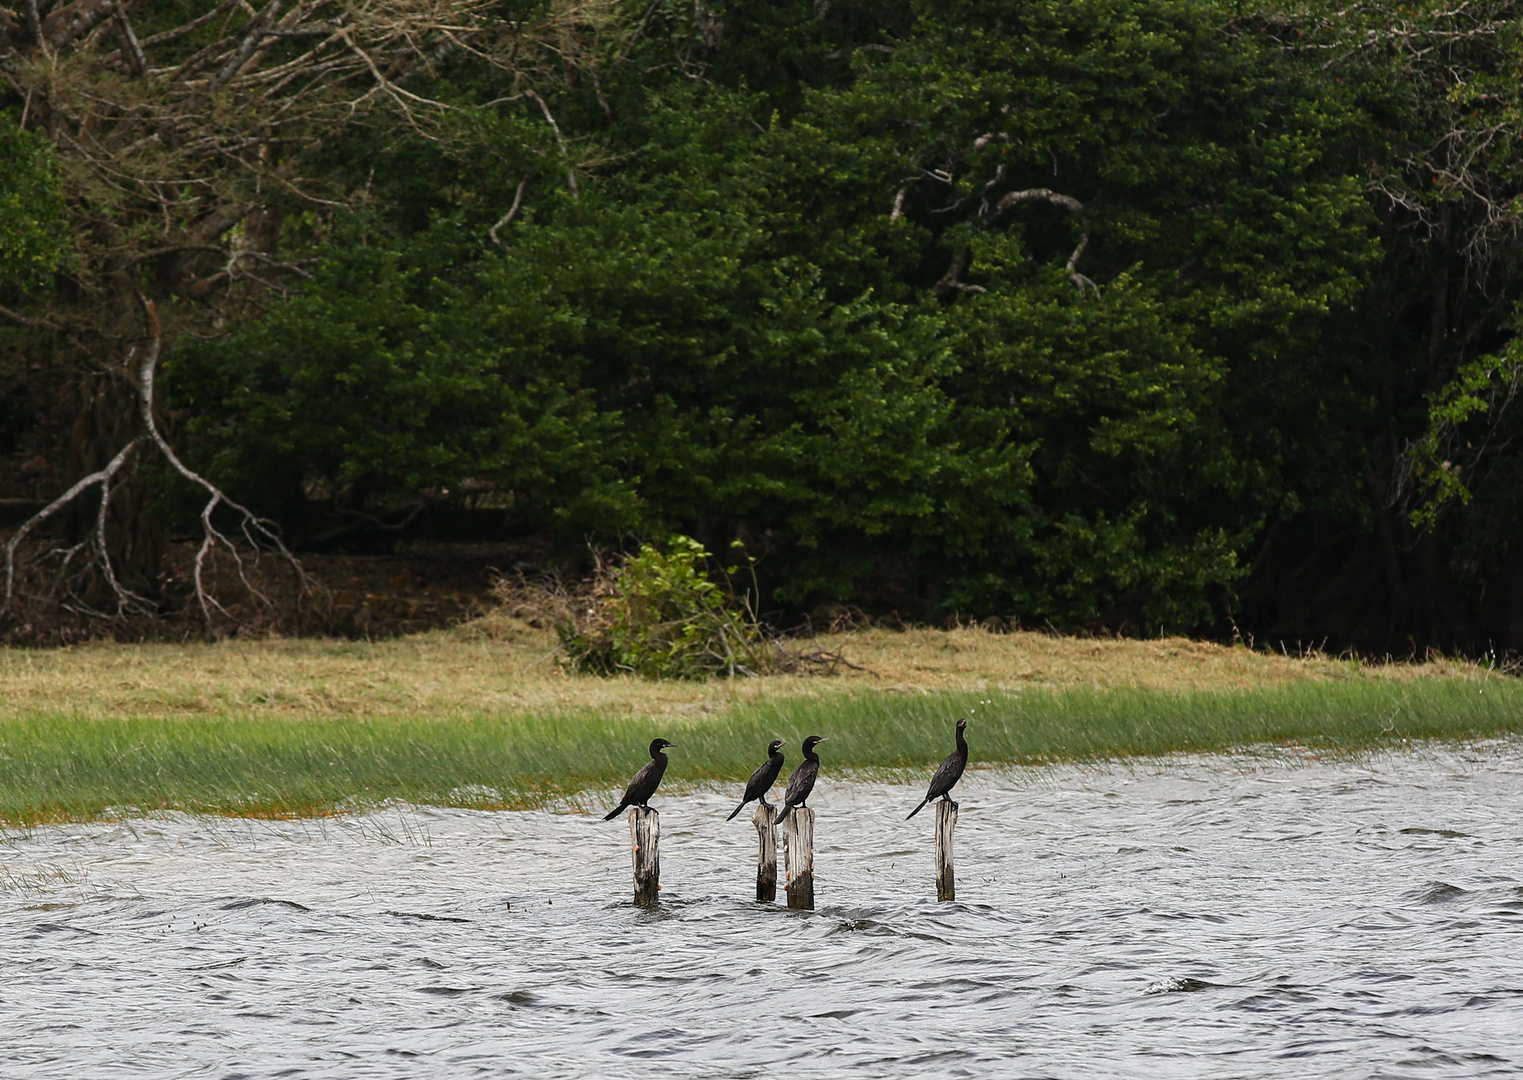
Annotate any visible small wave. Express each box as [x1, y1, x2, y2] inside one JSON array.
[[219, 897, 311, 912], [1409, 882, 1468, 905], [1143, 976, 1214, 995], [830, 918, 879, 933], [385, 910, 471, 923], [187, 956, 247, 971], [29, 921, 100, 937], [1399, 827, 1469, 839]]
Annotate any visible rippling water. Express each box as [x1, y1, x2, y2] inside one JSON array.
[[4, 742, 1523, 1077]]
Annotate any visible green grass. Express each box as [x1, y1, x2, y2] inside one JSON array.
[[2, 679, 1520, 824]]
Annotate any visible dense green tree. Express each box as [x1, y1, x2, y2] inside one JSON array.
[[1235, 0, 1523, 651], [11, 0, 1523, 648], [171, 0, 1382, 632], [0, 120, 67, 292]]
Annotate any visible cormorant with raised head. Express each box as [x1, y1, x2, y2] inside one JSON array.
[[907, 718, 968, 819], [727, 739, 786, 820], [775, 735, 828, 822], [603, 738, 675, 820]]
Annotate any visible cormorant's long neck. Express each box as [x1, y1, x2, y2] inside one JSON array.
[[955, 728, 968, 756], [804, 748, 819, 763]]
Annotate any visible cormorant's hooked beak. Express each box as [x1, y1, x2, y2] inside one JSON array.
[[816, 737, 830, 742]]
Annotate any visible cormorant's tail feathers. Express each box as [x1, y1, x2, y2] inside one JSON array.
[[906, 799, 928, 820], [726, 802, 746, 821], [603, 803, 627, 821]]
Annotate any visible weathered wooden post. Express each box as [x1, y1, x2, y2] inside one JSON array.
[[628, 806, 659, 907], [935, 799, 958, 902], [753, 802, 778, 902], [783, 807, 815, 910]]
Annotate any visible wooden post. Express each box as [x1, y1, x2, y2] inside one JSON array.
[[935, 799, 958, 902], [753, 802, 778, 902], [628, 806, 659, 907], [783, 807, 815, 910]]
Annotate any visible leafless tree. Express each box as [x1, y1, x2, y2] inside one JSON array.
[[0, 0, 639, 635]]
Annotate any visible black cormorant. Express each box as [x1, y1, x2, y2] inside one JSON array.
[[727, 739, 786, 820], [775, 735, 828, 823], [907, 718, 968, 819], [603, 738, 675, 820]]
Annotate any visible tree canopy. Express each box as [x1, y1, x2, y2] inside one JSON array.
[[6, 0, 1523, 650]]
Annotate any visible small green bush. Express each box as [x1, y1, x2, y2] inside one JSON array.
[[557, 537, 781, 679]]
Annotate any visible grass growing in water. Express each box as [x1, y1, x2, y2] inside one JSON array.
[[2, 680, 1519, 825]]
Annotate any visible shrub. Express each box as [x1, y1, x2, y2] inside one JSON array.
[[558, 537, 781, 679]]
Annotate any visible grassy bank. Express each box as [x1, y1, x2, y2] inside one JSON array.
[[0, 624, 1494, 724], [2, 676, 1520, 825]]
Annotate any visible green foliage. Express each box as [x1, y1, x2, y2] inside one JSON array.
[[1406, 337, 1523, 528], [162, 0, 1481, 640], [558, 536, 780, 679], [0, 118, 68, 289]]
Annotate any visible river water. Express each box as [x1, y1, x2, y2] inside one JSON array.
[[3, 742, 1523, 1078]]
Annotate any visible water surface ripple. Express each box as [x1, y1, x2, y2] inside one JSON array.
[[4, 743, 1523, 1078]]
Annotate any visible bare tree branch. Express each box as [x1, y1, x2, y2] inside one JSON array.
[[933, 186, 1092, 297], [1, 297, 314, 635], [138, 0, 242, 47], [933, 251, 987, 296], [524, 89, 578, 195], [0, 303, 61, 330], [0, 0, 637, 635], [488, 178, 528, 247], [1, 440, 142, 622], [130, 296, 312, 631], [210, 0, 281, 89], [113, 6, 147, 76], [994, 187, 1084, 215], [23, 0, 47, 56], [41, 0, 117, 53]]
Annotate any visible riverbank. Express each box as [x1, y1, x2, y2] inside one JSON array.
[[1, 625, 1517, 824]]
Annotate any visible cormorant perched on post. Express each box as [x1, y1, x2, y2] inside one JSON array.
[[775, 735, 828, 822], [603, 738, 675, 820], [907, 718, 968, 819], [727, 739, 786, 820]]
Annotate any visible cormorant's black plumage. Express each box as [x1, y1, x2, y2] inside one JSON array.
[[603, 738, 675, 820], [907, 719, 968, 819], [727, 739, 786, 820], [775, 735, 828, 823]]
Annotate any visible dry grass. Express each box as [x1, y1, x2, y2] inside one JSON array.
[[0, 618, 1497, 725]]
